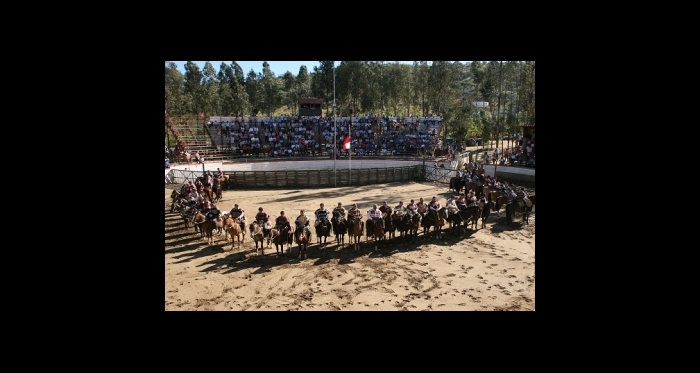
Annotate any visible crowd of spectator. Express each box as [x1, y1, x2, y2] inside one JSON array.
[[205, 115, 443, 158], [479, 134, 535, 167]]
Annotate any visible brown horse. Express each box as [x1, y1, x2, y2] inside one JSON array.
[[463, 181, 477, 194], [202, 187, 214, 201], [492, 195, 509, 217], [270, 226, 292, 256], [202, 218, 217, 245], [212, 177, 222, 201], [223, 216, 244, 250], [522, 195, 535, 224], [463, 205, 482, 231], [294, 224, 311, 258], [170, 190, 182, 213], [249, 222, 266, 256], [370, 218, 385, 250], [191, 211, 206, 238], [350, 215, 364, 251]]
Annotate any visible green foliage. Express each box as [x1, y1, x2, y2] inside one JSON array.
[[164, 61, 534, 125]]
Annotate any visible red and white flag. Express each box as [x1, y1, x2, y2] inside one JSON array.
[[342, 134, 351, 150]]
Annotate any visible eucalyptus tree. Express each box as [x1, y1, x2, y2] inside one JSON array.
[[261, 61, 280, 117], [183, 61, 205, 114], [165, 62, 185, 115], [202, 62, 220, 116], [228, 62, 250, 116], [385, 62, 409, 116], [359, 61, 382, 116], [311, 61, 335, 116], [296, 65, 311, 98], [427, 61, 456, 117], [413, 61, 429, 117], [336, 61, 367, 117], [245, 69, 263, 116], [520, 61, 535, 126], [281, 71, 298, 115]]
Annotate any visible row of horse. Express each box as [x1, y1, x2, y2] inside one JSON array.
[[169, 190, 535, 259]]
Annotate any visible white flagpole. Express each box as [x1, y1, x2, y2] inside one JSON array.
[[348, 123, 351, 181], [333, 66, 336, 187]]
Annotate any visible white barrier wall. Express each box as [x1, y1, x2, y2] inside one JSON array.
[[482, 165, 535, 183]]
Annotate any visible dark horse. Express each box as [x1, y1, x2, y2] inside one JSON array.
[[384, 212, 397, 241], [422, 208, 448, 240], [506, 196, 535, 224], [315, 218, 332, 247], [294, 223, 311, 258], [480, 198, 492, 229], [331, 211, 347, 248], [395, 212, 412, 240], [409, 212, 421, 242], [507, 195, 536, 224], [449, 177, 465, 194]]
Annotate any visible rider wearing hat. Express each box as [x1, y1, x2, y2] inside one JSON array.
[[314, 203, 329, 227], [229, 203, 246, 233], [295, 210, 312, 236], [255, 207, 270, 224], [366, 204, 382, 235], [275, 211, 291, 233], [332, 202, 346, 219]]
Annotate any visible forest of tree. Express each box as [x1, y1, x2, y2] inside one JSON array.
[[165, 61, 535, 143]]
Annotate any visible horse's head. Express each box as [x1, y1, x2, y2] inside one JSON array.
[[411, 213, 421, 226]]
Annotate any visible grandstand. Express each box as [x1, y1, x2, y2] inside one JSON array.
[[166, 115, 444, 162]]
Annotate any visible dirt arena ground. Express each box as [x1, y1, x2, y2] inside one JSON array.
[[165, 181, 535, 311]]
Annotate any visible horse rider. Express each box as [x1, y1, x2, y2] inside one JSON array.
[[194, 178, 203, 192], [315, 203, 330, 227], [255, 207, 270, 226], [427, 197, 442, 218], [478, 193, 488, 208], [393, 201, 406, 221], [366, 204, 383, 235], [347, 203, 361, 221], [333, 202, 346, 219], [195, 196, 206, 211], [467, 192, 477, 207], [516, 187, 529, 207], [295, 209, 312, 236], [179, 183, 189, 195], [446, 196, 459, 214], [416, 197, 427, 214], [275, 211, 291, 233], [214, 167, 223, 178], [456, 193, 468, 212], [405, 199, 417, 215], [229, 203, 246, 233], [203, 201, 220, 222], [379, 201, 390, 218]]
